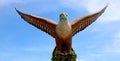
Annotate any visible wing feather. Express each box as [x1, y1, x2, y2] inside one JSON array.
[[71, 5, 108, 36], [15, 8, 57, 38]]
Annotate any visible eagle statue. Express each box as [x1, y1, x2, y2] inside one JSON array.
[[15, 5, 107, 53]]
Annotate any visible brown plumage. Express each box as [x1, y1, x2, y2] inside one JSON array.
[[15, 5, 107, 52]]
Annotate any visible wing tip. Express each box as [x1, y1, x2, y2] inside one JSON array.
[[15, 7, 20, 14], [15, 8, 24, 16], [101, 4, 108, 13]]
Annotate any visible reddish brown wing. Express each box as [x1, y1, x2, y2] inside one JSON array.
[[71, 5, 108, 36], [15, 8, 57, 38]]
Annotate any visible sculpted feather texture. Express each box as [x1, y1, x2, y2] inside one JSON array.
[[15, 5, 107, 52]]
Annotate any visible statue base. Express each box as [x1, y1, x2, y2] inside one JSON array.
[[52, 47, 76, 61]]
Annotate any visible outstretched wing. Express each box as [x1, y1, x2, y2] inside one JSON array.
[[71, 5, 108, 36], [15, 8, 57, 38]]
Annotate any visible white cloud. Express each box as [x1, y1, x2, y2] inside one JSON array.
[[77, 59, 85, 61], [115, 32, 120, 38], [82, 0, 120, 23], [0, 0, 22, 5], [24, 47, 42, 52], [1, 0, 120, 23], [102, 41, 120, 54], [75, 32, 120, 61], [60, 0, 85, 10], [102, 32, 120, 54], [60, 0, 120, 23], [23, 45, 54, 52], [0, 0, 38, 6]]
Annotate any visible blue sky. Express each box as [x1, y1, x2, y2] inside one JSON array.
[[0, 0, 120, 61]]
